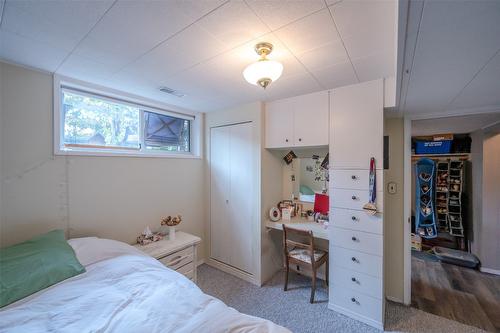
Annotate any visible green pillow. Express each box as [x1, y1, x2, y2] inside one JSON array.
[[0, 230, 85, 308]]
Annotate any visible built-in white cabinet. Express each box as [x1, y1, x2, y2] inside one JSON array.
[[330, 80, 383, 169], [329, 79, 385, 330], [265, 91, 329, 148]]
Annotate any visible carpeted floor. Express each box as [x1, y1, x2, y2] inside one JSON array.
[[197, 264, 485, 333]]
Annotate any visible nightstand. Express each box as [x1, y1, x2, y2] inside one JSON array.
[[133, 231, 201, 282]]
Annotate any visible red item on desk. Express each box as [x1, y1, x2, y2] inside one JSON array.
[[314, 193, 329, 214]]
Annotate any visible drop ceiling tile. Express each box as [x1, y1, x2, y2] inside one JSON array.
[[0, 30, 68, 72], [330, 0, 396, 59], [274, 8, 340, 55], [197, 0, 270, 49], [296, 39, 349, 71], [450, 52, 500, 110], [352, 50, 395, 82], [1, 0, 113, 52], [57, 55, 121, 82], [245, 0, 325, 31], [263, 72, 322, 101], [404, 0, 500, 115], [73, 0, 217, 68], [124, 23, 227, 83], [310, 61, 358, 89]]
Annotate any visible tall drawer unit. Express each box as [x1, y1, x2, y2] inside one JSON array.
[[328, 79, 385, 330], [134, 231, 201, 283]]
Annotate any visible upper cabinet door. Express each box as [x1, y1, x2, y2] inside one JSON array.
[[265, 99, 294, 148], [293, 91, 329, 147], [331, 80, 383, 169]]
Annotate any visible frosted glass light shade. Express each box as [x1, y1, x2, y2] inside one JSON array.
[[243, 59, 283, 87]]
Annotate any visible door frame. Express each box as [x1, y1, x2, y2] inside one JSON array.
[[403, 117, 412, 305]]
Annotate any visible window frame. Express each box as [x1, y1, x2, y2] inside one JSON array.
[[54, 75, 201, 159]]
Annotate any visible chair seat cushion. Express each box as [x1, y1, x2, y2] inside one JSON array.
[[289, 248, 326, 263]]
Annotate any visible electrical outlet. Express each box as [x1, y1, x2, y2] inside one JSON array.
[[388, 182, 397, 194]]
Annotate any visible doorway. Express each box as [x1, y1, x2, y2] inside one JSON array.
[[404, 113, 500, 332]]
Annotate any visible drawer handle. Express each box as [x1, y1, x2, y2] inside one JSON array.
[[351, 195, 358, 200], [298, 138, 302, 142], [351, 257, 358, 262], [351, 277, 359, 284], [351, 297, 359, 305], [167, 255, 187, 267], [351, 175, 357, 180], [285, 139, 288, 142], [351, 236, 358, 242], [351, 216, 358, 221]]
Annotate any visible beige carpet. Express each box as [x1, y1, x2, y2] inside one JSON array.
[[197, 264, 485, 333]]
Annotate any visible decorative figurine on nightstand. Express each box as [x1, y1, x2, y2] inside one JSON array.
[[161, 215, 182, 241], [136, 226, 164, 245]]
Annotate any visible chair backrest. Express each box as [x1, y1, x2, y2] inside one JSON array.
[[282, 225, 315, 263]]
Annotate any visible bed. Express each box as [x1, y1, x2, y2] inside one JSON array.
[[0, 237, 289, 333]]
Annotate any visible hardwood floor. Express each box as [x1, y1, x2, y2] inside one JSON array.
[[411, 251, 500, 332]]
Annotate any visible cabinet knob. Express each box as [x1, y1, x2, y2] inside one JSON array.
[[351, 236, 357, 241], [351, 277, 357, 282], [351, 298, 357, 303], [351, 175, 357, 180], [351, 257, 357, 262], [298, 138, 302, 142], [285, 139, 288, 142], [351, 195, 357, 200], [351, 216, 357, 221]]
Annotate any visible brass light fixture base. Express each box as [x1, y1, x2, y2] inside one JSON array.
[[257, 77, 272, 89], [255, 42, 274, 58]]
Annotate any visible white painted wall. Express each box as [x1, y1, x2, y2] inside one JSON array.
[[0, 61, 207, 260], [384, 117, 405, 302], [480, 130, 500, 272]]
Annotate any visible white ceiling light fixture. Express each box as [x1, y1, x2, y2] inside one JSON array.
[[243, 42, 283, 89]]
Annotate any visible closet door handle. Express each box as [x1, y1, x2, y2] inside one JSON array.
[[226, 200, 229, 204]]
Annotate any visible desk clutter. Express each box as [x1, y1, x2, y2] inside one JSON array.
[[270, 196, 329, 225]]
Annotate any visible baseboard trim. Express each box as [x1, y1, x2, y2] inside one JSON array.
[[207, 258, 259, 286], [386, 296, 404, 304], [197, 258, 206, 267], [480, 267, 500, 276], [328, 302, 384, 330]]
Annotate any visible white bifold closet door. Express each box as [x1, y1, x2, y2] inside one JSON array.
[[210, 122, 253, 274]]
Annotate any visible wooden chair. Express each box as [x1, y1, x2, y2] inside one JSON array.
[[282, 225, 328, 303]]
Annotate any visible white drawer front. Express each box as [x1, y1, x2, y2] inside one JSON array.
[[330, 227, 383, 256], [329, 246, 382, 277], [177, 262, 195, 280], [330, 284, 383, 323], [330, 208, 383, 235], [331, 266, 382, 299], [330, 169, 383, 191], [331, 188, 383, 212], [159, 246, 193, 270]]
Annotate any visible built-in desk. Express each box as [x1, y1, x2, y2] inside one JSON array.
[[265, 218, 329, 240]]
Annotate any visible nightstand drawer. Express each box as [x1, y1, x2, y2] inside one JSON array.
[[177, 262, 195, 280], [159, 246, 193, 270]]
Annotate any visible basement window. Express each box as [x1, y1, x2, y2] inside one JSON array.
[[54, 78, 199, 158]]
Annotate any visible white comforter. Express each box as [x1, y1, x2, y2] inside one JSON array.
[[0, 238, 289, 333]]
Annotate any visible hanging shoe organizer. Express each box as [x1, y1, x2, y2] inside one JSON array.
[[415, 158, 437, 238], [448, 161, 464, 237], [435, 161, 450, 232]]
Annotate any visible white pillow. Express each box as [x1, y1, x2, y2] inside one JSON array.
[[68, 237, 147, 267]]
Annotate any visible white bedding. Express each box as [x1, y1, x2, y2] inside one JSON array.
[[0, 238, 289, 333]]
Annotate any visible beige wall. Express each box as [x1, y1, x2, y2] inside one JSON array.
[[384, 117, 405, 302], [479, 130, 500, 271], [0, 62, 207, 260]]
